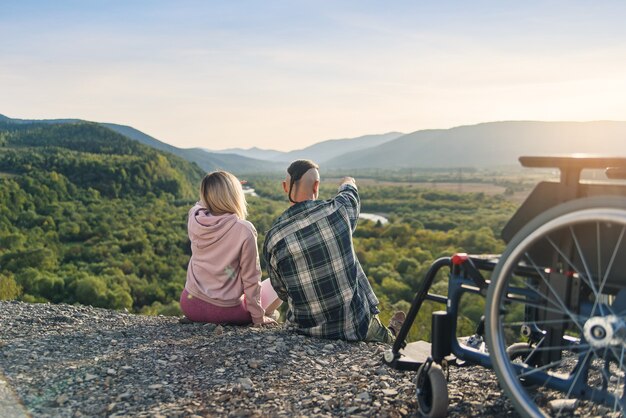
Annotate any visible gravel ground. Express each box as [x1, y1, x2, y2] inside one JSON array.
[[0, 301, 521, 417]]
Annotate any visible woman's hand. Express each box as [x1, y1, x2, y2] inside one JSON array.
[[253, 316, 278, 328]]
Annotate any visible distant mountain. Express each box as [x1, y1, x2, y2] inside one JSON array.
[[209, 147, 284, 161], [271, 132, 404, 164], [325, 121, 626, 169], [209, 132, 403, 164], [101, 123, 279, 174], [0, 114, 278, 174]]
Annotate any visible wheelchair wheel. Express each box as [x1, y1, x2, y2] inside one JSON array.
[[486, 196, 626, 418], [416, 362, 448, 418]]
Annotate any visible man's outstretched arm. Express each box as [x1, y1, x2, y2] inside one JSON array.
[[334, 176, 360, 232]]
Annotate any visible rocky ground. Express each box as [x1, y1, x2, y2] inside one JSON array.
[[0, 301, 521, 417]]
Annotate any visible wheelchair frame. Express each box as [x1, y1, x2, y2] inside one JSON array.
[[383, 155, 626, 418]]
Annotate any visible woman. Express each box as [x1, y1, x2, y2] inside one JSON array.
[[180, 171, 280, 326]]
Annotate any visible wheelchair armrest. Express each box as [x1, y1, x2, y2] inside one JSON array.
[[606, 167, 626, 180]]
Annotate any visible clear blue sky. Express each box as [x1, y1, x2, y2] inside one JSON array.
[[2, 1, 626, 150]]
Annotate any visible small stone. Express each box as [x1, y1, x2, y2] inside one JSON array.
[[149, 384, 163, 390], [238, 377, 254, 390], [110, 339, 118, 346], [106, 368, 116, 376], [214, 325, 224, 335], [117, 392, 132, 401], [169, 355, 178, 362], [204, 323, 217, 331], [323, 344, 334, 350], [217, 393, 231, 402], [381, 388, 398, 397], [121, 365, 133, 372], [84, 373, 97, 382], [357, 391, 371, 402], [248, 360, 260, 369], [55, 394, 69, 406], [107, 402, 117, 412], [549, 399, 578, 412]]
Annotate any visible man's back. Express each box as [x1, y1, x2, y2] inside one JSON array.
[[263, 183, 379, 341]]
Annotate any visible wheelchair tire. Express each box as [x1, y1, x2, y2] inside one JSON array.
[[416, 362, 448, 418], [486, 196, 626, 418]]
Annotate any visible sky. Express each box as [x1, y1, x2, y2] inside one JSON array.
[[2, 1, 626, 151]]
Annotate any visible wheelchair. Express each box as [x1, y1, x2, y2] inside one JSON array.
[[383, 156, 626, 418]]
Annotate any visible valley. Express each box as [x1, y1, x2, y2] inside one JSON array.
[[1, 115, 624, 343]]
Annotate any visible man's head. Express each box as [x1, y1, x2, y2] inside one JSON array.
[[283, 159, 320, 204]]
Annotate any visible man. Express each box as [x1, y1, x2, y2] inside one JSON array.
[[262, 159, 404, 342]]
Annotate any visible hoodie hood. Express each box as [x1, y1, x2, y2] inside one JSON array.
[[188, 206, 239, 248]]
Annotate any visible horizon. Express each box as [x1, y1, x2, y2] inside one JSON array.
[[5, 113, 626, 154], [2, 1, 626, 151]]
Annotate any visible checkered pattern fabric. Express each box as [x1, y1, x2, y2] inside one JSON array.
[[262, 183, 380, 341]]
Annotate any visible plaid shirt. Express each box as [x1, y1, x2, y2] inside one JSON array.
[[262, 183, 380, 341]]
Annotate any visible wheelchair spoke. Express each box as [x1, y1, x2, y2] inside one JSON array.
[[510, 282, 587, 323], [518, 357, 575, 378], [569, 225, 601, 311], [563, 349, 593, 403], [504, 318, 585, 327], [591, 225, 625, 317], [525, 253, 586, 334], [510, 343, 590, 353], [545, 231, 616, 318]]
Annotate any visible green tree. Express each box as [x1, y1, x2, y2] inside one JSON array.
[[0, 273, 21, 300]]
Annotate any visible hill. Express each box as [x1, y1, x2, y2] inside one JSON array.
[[325, 121, 626, 169], [101, 123, 279, 174], [0, 121, 209, 313], [0, 114, 278, 174], [0, 121, 203, 198], [0, 301, 514, 417]]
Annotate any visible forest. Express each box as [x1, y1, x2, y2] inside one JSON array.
[[0, 121, 521, 340]]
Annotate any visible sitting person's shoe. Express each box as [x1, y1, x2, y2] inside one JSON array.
[[270, 310, 281, 322], [388, 311, 406, 337]]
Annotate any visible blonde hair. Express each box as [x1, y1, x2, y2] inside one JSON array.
[[199, 171, 248, 220]]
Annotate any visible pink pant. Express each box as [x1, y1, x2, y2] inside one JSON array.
[[180, 279, 280, 325]]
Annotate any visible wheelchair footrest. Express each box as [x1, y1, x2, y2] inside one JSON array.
[[392, 341, 457, 371]]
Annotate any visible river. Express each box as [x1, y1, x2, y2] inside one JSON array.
[[359, 213, 389, 225]]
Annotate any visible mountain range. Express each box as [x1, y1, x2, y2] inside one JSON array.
[[2, 114, 626, 172], [324, 121, 626, 169], [210, 132, 404, 163]]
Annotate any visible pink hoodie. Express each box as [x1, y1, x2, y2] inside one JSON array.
[[184, 204, 265, 323]]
